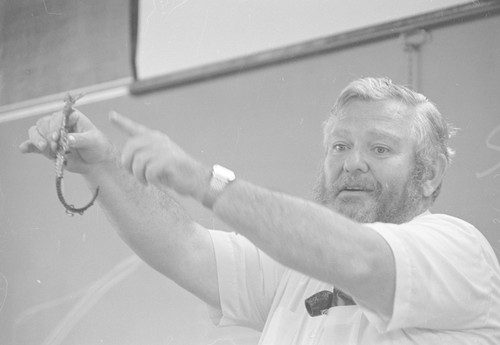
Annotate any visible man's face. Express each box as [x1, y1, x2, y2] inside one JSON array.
[[317, 99, 425, 224]]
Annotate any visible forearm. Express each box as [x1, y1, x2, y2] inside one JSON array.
[[20, 110, 223, 305], [85, 157, 189, 253], [83, 154, 219, 307], [212, 179, 395, 314]]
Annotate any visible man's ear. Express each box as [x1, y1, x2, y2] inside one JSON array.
[[422, 154, 447, 198]]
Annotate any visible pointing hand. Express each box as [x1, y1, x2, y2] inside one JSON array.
[[109, 111, 209, 200]]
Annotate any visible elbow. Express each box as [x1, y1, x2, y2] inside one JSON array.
[[339, 238, 396, 317]]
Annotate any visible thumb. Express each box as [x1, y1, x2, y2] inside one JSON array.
[[67, 131, 95, 149]]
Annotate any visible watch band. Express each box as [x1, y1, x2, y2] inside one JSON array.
[[202, 164, 236, 209]]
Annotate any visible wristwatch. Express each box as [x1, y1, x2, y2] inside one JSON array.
[[202, 164, 236, 209]]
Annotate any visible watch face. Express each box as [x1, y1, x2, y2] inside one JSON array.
[[203, 165, 236, 209], [213, 164, 235, 182]]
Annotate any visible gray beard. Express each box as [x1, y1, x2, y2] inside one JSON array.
[[313, 166, 425, 225]]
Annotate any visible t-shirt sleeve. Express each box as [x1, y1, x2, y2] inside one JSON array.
[[361, 214, 495, 332], [208, 229, 286, 331]]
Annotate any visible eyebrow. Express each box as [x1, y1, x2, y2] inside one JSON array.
[[330, 129, 404, 145], [366, 129, 404, 144]]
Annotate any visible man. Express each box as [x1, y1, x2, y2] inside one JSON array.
[[20, 77, 500, 344]]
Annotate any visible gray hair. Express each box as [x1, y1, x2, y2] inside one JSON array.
[[323, 77, 456, 201]]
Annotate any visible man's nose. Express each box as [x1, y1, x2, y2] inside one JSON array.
[[343, 150, 369, 173]]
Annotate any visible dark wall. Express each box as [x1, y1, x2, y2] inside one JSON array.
[[0, 0, 132, 106]]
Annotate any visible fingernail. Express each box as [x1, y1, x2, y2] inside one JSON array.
[[38, 140, 46, 149], [52, 132, 58, 140], [68, 135, 75, 145]]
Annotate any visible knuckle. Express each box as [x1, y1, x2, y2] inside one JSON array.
[[36, 116, 47, 129], [28, 126, 41, 141], [145, 168, 156, 184]]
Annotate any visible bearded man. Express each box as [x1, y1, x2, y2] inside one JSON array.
[[21, 77, 500, 344]]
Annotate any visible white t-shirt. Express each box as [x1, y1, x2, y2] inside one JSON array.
[[208, 213, 500, 344]]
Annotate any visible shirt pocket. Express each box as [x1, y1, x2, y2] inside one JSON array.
[[260, 306, 301, 345], [317, 306, 362, 344]]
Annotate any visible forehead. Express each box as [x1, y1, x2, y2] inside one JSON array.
[[329, 99, 413, 140]]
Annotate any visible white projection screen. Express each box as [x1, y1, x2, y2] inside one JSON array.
[[135, 0, 472, 79]]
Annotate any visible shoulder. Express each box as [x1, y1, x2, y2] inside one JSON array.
[[370, 212, 484, 245], [406, 213, 494, 253], [368, 212, 499, 274], [410, 212, 477, 231], [368, 213, 500, 331]]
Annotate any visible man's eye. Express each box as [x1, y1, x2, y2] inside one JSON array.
[[332, 144, 348, 152], [373, 146, 390, 154]]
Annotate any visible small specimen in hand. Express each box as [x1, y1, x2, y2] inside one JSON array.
[[55, 94, 99, 215]]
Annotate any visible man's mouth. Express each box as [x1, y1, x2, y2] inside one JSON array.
[[338, 186, 374, 194], [330, 176, 378, 199]]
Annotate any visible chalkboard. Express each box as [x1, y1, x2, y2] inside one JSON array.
[[0, 7, 499, 345], [0, 0, 132, 106]]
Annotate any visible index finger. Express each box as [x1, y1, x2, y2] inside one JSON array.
[[19, 139, 41, 154], [109, 111, 149, 136]]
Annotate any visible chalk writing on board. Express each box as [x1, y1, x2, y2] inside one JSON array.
[[0, 272, 7, 313], [493, 207, 500, 227], [476, 124, 500, 179], [13, 256, 141, 345], [146, 0, 189, 24]]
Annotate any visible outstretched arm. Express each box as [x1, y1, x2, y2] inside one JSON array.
[[110, 112, 396, 317], [20, 109, 220, 309], [84, 157, 220, 308], [212, 180, 395, 316]]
